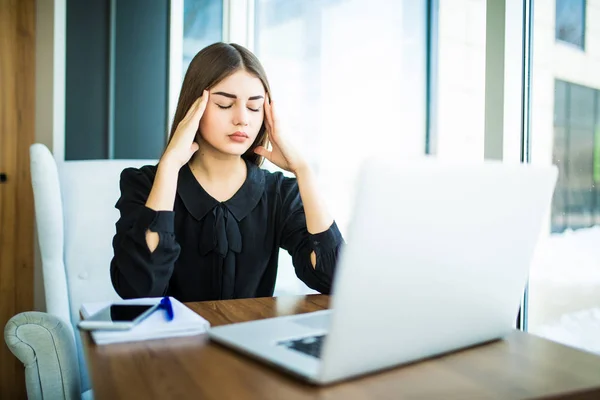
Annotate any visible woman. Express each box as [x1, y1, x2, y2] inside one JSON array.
[[110, 42, 344, 302]]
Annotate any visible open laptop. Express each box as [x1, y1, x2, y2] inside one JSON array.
[[208, 156, 558, 385]]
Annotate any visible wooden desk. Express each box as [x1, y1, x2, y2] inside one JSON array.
[[81, 295, 600, 399]]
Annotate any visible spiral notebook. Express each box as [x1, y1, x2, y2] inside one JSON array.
[[80, 297, 210, 345]]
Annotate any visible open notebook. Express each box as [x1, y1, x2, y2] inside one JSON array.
[[80, 297, 210, 345]]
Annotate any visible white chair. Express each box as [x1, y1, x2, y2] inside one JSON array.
[[4, 143, 156, 399]]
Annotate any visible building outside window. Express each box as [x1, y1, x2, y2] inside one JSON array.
[[555, 0, 586, 49], [528, 0, 600, 356]]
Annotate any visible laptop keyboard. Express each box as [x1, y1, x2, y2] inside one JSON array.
[[278, 335, 326, 359], [293, 312, 331, 330]]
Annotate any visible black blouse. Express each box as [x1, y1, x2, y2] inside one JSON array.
[[110, 160, 344, 302]]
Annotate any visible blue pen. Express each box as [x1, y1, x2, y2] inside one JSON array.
[[159, 296, 174, 321]]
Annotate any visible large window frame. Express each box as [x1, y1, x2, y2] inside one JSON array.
[[168, 0, 537, 325], [519, 0, 534, 331]]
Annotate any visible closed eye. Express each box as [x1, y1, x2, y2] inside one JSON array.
[[217, 104, 261, 112]]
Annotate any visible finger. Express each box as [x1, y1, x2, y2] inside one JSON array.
[[264, 118, 273, 139], [181, 95, 203, 122], [269, 136, 282, 151], [270, 100, 280, 130], [191, 90, 209, 124], [265, 114, 277, 144], [181, 90, 208, 126], [190, 142, 200, 153], [265, 99, 278, 132], [181, 91, 208, 142], [253, 146, 271, 160], [264, 97, 274, 128], [267, 103, 281, 141]]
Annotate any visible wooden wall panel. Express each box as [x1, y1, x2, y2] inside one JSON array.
[[0, 0, 36, 398]]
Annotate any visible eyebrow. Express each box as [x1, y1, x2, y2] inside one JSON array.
[[212, 91, 264, 101]]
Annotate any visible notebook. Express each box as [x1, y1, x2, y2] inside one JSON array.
[[80, 297, 210, 345]]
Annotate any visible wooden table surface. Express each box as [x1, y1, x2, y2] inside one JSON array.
[[81, 295, 600, 399]]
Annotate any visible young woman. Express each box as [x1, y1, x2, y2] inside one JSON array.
[[110, 42, 344, 302]]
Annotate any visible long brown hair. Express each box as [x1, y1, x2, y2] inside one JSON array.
[[168, 42, 271, 166]]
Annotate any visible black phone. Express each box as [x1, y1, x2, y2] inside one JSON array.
[[78, 303, 160, 331]]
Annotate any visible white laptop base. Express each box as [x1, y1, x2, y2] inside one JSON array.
[[208, 157, 558, 385]]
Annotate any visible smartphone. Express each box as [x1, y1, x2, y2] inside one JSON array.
[[78, 303, 160, 331]]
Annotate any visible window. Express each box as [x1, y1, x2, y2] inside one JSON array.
[[551, 80, 599, 232], [65, 0, 223, 161], [169, 0, 224, 133], [555, 0, 586, 49], [65, 0, 171, 160], [528, 0, 600, 355], [253, 0, 428, 294], [254, 0, 428, 200], [183, 0, 223, 75]]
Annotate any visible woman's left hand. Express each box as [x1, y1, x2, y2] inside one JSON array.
[[253, 97, 308, 175]]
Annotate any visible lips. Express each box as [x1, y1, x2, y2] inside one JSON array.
[[228, 131, 249, 143]]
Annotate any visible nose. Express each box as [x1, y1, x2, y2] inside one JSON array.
[[232, 104, 249, 127]]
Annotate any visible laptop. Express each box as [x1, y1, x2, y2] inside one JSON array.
[[208, 156, 558, 385]]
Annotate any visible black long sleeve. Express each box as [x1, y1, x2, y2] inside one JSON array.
[[110, 161, 344, 302], [110, 167, 181, 299], [278, 177, 344, 294]]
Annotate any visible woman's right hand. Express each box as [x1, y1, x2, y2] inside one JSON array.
[[161, 90, 209, 169]]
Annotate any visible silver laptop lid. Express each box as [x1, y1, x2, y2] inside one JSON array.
[[319, 157, 558, 383]]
